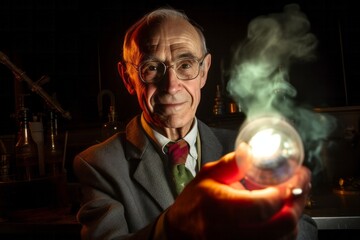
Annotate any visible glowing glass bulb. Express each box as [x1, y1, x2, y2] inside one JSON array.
[[249, 129, 281, 164], [235, 115, 304, 186]]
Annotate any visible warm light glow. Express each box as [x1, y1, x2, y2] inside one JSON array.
[[235, 115, 304, 186], [249, 129, 281, 165]]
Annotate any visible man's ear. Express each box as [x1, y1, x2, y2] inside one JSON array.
[[200, 53, 211, 88], [118, 61, 135, 95]]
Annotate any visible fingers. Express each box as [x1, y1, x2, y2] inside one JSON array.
[[275, 166, 311, 205], [196, 178, 285, 224], [256, 204, 300, 240], [194, 163, 311, 227], [214, 203, 300, 240], [167, 166, 310, 240], [198, 142, 251, 185], [174, 144, 311, 240], [282, 166, 312, 217]]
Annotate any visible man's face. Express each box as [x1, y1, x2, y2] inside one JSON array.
[[126, 18, 211, 137]]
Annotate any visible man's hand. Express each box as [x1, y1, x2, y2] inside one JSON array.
[[165, 143, 311, 240]]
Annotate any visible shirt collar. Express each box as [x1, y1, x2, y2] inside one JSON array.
[[140, 114, 198, 158]]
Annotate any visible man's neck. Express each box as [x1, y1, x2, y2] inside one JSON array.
[[144, 117, 195, 141]]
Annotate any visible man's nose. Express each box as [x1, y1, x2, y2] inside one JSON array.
[[160, 68, 182, 93]]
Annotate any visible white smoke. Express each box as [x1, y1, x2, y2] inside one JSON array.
[[227, 3, 336, 175]]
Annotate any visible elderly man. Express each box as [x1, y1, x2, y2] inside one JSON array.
[[73, 7, 317, 240]]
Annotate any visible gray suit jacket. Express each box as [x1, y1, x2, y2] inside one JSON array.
[[73, 115, 317, 240], [74, 115, 237, 239]]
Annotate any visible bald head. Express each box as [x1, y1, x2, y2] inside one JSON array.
[[122, 8, 207, 64]]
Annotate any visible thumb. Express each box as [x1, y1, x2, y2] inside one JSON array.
[[198, 142, 251, 185]]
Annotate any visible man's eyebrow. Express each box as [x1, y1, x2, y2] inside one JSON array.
[[138, 55, 159, 62], [175, 53, 197, 59], [139, 53, 197, 63]]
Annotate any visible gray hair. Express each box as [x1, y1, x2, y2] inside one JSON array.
[[122, 7, 208, 64]]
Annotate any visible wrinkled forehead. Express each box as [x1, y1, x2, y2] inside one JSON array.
[[133, 18, 203, 60]]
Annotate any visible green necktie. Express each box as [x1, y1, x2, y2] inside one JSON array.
[[166, 139, 194, 195]]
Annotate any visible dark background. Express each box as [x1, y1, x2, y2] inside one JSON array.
[[0, 0, 357, 135]]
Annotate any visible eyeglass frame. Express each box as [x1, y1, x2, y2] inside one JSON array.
[[126, 53, 209, 84]]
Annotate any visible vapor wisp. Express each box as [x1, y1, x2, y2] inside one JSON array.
[[227, 4, 336, 175]]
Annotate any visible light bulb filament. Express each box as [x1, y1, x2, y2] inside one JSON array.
[[249, 129, 281, 163]]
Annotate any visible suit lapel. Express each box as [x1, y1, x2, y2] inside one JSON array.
[[198, 120, 224, 165], [125, 116, 174, 210], [123, 117, 229, 210]]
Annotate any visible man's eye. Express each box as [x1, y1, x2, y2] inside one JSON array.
[[148, 65, 157, 71], [179, 63, 191, 69]]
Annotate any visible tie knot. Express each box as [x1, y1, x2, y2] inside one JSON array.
[[166, 139, 189, 165]]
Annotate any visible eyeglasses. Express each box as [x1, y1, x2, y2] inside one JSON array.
[[129, 53, 208, 84]]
